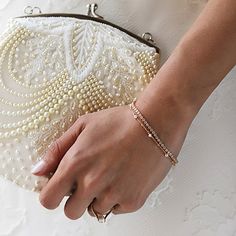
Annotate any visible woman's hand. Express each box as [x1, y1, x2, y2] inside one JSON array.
[[31, 101, 189, 220], [30, 0, 236, 220]]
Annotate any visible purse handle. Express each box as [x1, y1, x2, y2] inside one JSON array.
[[24, 3, 103, 19], [23, 3, 155, 46]]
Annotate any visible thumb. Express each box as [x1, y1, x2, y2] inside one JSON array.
[[31, 117, 86, 176]]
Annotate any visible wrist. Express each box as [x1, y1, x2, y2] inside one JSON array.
[[134, 87, 194, 158]]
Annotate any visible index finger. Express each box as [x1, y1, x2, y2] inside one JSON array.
[[31, 116, 87, 176]]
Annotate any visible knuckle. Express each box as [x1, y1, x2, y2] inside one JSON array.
[[67, 147, 86, 162], [80, 175, 98, 197], [39, 194, 58, 210], [83, 178, 97, 194], [104, 187, 120, 203], [66, 149, 89, 170], [121, 197, 145, 212], [45, 139, 61, 162], [80, 187, 93, 198], [74, 114, 89, 128], [64, 209, 81, 220], [137, 197, 146, 209], [65, 213, 78, 220], [123, 202, 136, 212], [49, 139, 61, 154]]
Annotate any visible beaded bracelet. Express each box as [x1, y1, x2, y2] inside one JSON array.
[[129, 98, 178, 166]]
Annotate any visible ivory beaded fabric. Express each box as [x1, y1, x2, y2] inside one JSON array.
[[0, 15, 160, 192], [0, 1, 236, 236]]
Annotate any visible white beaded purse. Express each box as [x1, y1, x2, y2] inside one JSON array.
[[0, 3, 160, 192]]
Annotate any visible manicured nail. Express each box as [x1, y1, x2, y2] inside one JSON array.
[[31, 160, 46, 174]]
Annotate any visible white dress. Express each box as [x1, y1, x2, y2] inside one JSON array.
[[0, 0, 236, 235]]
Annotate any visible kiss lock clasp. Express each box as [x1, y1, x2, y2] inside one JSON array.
[[87, 3, 104, 19], [24, 6, 42, 15]]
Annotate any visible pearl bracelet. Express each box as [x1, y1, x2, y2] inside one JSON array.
[[129, 98, 178, 166]]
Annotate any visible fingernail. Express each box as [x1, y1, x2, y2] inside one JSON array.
[[31, 159, 46, 174]]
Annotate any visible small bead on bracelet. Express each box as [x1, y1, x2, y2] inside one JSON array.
[[129, 97, 178, 166]]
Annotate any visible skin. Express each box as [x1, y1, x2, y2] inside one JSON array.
[[32, 0, 236, 220]]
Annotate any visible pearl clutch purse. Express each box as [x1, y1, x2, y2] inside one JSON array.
[[0, 4, 160, 192]]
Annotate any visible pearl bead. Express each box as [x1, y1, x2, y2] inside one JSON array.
[[0, 19, 160, 186]]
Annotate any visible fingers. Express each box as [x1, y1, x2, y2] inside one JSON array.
[[64, 184, 120, 220], [38, 129, 91, 210], [63, 162, 108, 219], [65, 182, 77, 196], [31, 116, 86, 176], [64, 184, 96, 220], [39, 157, 76, 209], [86, 185, 120, 218], [87, 196, 118, 219], [114, 195, 147, 215]]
